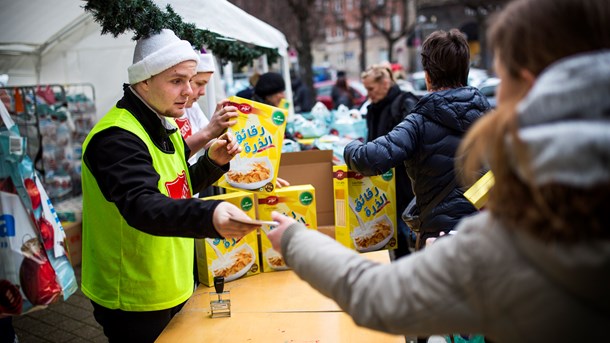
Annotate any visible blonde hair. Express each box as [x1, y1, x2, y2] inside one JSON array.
[[361, 64, 395, 84]]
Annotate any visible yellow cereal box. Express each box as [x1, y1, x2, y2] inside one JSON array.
[[332, 166, 398, 252], [195, 192, 260, 286], [463, 171, 494, 209], [217, 96, 287, 193], [257, 185, 317, 272]]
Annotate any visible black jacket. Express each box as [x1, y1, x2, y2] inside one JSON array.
[[365, 85, 419, 215], [345, 86, 490, 236], [83, 85, 229, 239]]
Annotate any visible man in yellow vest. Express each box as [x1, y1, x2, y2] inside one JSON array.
[[80, 29, 260, 342]]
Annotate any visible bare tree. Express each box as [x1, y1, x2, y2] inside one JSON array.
[[285, 0, 320, 105], [367, 0, 417, 63], [327, 0, 375, 72], [229, 0, 322, 104]]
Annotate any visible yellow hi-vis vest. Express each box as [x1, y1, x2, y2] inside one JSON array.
[[80, 107, 194, 311]]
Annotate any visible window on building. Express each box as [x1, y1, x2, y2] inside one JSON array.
[[347, 0, 353, 10], [378, 17, 386, 31], [334, 0, 342, 12], [365, 22, 372, 36], [392, 14, 400, 32], [379, 49, 389, 62]]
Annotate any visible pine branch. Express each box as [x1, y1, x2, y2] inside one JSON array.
[[83, 0, 280, 67]]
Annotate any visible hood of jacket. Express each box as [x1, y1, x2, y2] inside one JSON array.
[[511, 50, 610, 312], [512, 50, 610, 188], [412, 86, 490, 133]]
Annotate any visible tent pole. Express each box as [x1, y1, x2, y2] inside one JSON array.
[[281, 54, 294, 119]]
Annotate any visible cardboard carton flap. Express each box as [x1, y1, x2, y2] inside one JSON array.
[[278, 150, 334, 226]]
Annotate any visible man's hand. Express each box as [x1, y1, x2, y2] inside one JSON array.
[[208, 131, 241, 166], [212, 202, 261, 239], [208, 100, 238, 138]]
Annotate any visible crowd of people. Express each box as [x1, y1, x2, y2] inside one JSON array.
[[3, 0, 608, 342]]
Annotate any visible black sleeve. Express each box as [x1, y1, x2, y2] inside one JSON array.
[[83, 127, 224, 239], [188, 150, 229, 193]]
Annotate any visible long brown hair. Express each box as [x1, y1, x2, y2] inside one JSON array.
[[458, 0, 610, 242]]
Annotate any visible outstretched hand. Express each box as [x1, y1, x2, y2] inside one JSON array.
[[267, 211, 297, 253]]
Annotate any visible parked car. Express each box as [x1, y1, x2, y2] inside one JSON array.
[[477, 77, 500, 109], [314, 80, 367, 110]]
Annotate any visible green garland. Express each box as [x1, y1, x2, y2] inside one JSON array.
[[83, 0, 279, 68]]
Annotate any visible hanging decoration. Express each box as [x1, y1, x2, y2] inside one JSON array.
[[83, 0, 280, 68]]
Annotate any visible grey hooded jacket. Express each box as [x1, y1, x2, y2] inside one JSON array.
[[280, 51, 610, 342]]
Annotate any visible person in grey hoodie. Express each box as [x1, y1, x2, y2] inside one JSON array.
[[344, 29, 490, 248], [267, 0, 610, 341]]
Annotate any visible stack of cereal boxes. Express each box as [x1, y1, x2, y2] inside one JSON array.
[[332, 165, 398, 252], [197, 96, 317, 284], [195, 192, 260, 286], [257, 185, 317, 272]]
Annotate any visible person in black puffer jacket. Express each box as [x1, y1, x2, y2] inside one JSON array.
[[345, 29, 490, 248], [361, 64, 420, 258]]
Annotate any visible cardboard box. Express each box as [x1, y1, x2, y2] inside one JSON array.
[[216, 96, 287, 193], [278, 150, 334, 226], [332, 166, 398, 252], [257, 185, 318, 272], [195, 192, 261, 286], [63, 221, 82, 266]]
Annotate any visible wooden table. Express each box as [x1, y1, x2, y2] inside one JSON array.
[[157, 250, 403, 342]]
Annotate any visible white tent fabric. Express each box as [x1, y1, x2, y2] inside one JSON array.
[[154, 0, 288, 55], [0, 0, 291, 119]]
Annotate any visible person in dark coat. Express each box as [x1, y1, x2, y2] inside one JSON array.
[[331, 71, 358, 109], [236, 73, 259, 100], [291, 75, 314, 113], [345, 29, 490, 248], [360, 64, 420, 258], [252, 72, 286, 107]]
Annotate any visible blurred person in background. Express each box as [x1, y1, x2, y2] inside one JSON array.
[[291, 71, 314, 113], [236, 72, 259, 100], [265, 0, 610, 341], [331, 70, 358, 109], [252, 72, 285, 108], [360, 64, 421, 258]]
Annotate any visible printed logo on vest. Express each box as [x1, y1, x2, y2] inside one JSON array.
[[175, 117, 192, 139], [165, 171, 191, 199]]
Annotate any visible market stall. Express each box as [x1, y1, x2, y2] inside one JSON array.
[[0, 0, 291, 120]]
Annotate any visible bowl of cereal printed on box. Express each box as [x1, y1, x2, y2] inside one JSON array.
[[265, 248, 289, 271], [212, 244, 256, 282], [351, 214, 394, 252], [225, 156, 274, 190]]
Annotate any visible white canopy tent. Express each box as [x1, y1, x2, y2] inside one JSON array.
[[0, 0, 291, 119]]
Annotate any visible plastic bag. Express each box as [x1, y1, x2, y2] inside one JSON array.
[[1, 99, 77, 316]]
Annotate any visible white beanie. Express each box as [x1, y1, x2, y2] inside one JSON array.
[[128, 29, 199, 84], [197, 53, 216, 73]]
